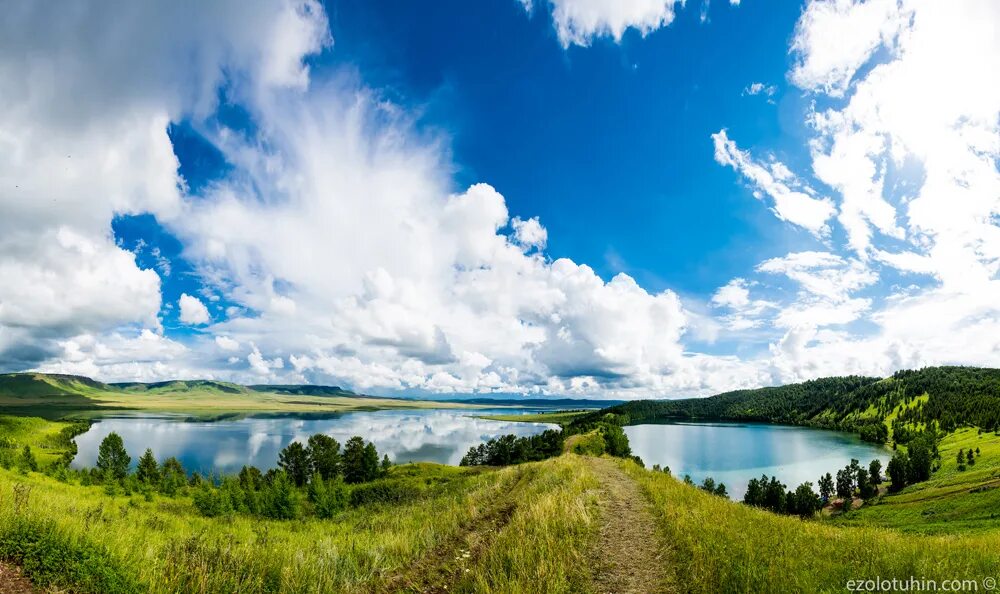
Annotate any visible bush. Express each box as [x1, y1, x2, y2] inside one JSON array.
[[260, 471, 299, 520], [308, 474, 348, 519], [192, 485, 232, 518], [0, 514, 141, 593], [349, 479, 423, 507], [570, 431, 605, 456]]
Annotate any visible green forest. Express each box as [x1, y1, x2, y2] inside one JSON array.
[[571, 366, 1000, 440]]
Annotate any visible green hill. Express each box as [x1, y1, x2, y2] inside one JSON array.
[[573, 366, 1000, 443], [112, 380, 249, 395], [0, 373, 115, 398], [0, 373, 473, 415], [248, 384, 355, 397]]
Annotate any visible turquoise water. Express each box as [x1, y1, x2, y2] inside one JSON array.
[[625, 421, 891, 499], [71, 409, 558, 475]]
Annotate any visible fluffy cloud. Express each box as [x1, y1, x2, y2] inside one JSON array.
[[711, 0, 1000, 384], [0, 0, 330, 372], [178, 294, 210, 326], [170, 82, 695, 394], [712, 130, 836, 236], [215, 336, 240, 352], [511, 216, 548, 250], [7, 0, 999, 399], [790, 0, 912, 97], [34, 330, 190, 382], [522, 0, 684, 47], [711, 278, 751, 309]]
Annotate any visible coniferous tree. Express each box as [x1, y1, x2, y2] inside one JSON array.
[[342, 436, 368, 484], [868, 459, 882, 486], [764, 476, 786, 512], [19, 445, 38, 472], [792, 482, 821, 518], [96, 432, 130, 481], [744, 476, 764, 507], [818, 472, 834, 501], [967, 449, 975, 466], [136, 448, 160, 484], [262, 471, 299, 520], [887, 451, 909, 491], [306, 434, 341, 480], [835, 467, 854, 499], [238, 465, 263, 491], [277, 441, 311, 487], [907, 438, 933, 483], [160, 457, 186, 496], [362, 442, 380, 482]]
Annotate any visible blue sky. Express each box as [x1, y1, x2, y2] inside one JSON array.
[[121, 0, 808, 343], [2, 0, 999, 398]]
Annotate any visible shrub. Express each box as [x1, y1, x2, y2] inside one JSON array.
[[308, 474, 348, 519], [0, 514, 141, 593], [349, 479, 423, 507], [192, 485, 231, 518], [570, 431, 605, 456]]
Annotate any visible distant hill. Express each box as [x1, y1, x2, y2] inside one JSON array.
[[440, 397, 622, 408], [0, 373, 115, 398], [248, 384, 355, 397], [572, 366, 1000, 443], [112, 380, 248, 394], [0, 373, 605, 407]]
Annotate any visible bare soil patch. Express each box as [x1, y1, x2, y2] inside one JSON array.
[[586, 457, 675, 594], [0, 562, 39, 594], [382, 501, 516, 593]]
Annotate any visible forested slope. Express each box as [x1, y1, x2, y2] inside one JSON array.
[[573, 367, 1000, 443]]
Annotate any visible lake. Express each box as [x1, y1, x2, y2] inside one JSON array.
[[71, 408, 559, 475], [625, 421, 891, 500], [71, 411, 890, 498]]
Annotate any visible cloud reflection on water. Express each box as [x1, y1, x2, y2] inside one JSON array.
[[72, 409, 557, 475]]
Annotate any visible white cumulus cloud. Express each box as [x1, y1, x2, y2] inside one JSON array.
[[178, 294, 210, 326]]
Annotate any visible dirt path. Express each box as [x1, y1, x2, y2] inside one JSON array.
[[586, 457, 675, 594], [383, 501, 516, 593], [0, 562, 38, 594]]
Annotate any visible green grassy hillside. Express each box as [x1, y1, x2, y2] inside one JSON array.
[[834, 428, 1000, 534], [1, 414, 997, 593], [0, 373, 479, 416], [0, 418, 599, 593], [624, 458, 999, 593]]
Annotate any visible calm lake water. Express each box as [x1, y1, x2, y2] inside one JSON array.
[[625, 421, 891, 499], [71, 409, 559, 475]]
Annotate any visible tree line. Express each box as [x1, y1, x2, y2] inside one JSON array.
[[69, 432, 403, 520], [569, 366, 1000, 445], [459, 415, 641, 467]]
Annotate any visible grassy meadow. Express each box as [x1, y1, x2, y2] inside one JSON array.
[[475, 410, 590, 425], [623, 459, 1000, 593], [0, 415, 600, 593], [833, 427, 1000, 534], [0, 373, 484, 418], [4, 366, 1000, 592]]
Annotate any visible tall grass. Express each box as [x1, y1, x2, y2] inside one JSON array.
[[622, 459, 1000, 593], [457, 455, 600, 593], [0, 456, 602, 593]]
